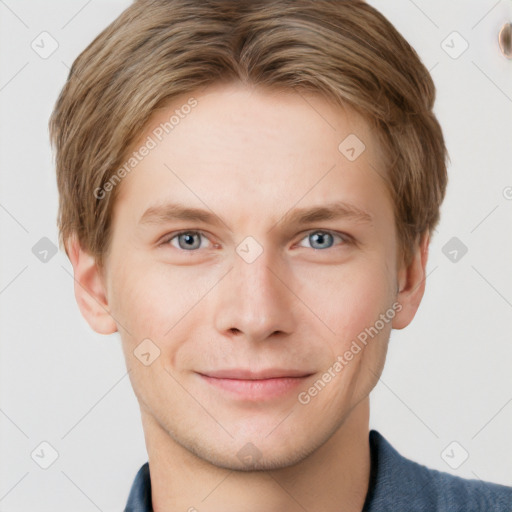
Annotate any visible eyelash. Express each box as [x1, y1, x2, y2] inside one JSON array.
[[159, 229, 352, 251]]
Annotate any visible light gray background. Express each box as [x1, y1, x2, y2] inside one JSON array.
[[0, 1, 511, 510]]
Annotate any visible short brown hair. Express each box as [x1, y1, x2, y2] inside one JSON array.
[[49, 0, 448, 268]]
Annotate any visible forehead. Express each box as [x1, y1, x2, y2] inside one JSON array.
[[137, 81, 379, 164], [112, 82, 391, 228]]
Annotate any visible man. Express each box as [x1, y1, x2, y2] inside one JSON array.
[[49, 0, 512, 510]]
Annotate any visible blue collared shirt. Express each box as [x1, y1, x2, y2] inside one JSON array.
[[124, 429, 512, 511]]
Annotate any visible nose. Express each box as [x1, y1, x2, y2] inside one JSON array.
[[213, 245, 296, 343]]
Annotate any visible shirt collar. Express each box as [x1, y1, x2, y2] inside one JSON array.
[[124, 460, 152, 512]]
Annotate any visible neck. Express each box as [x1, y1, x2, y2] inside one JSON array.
[[143, 399, 371, 512]]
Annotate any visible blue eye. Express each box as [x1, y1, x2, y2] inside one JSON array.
[[169, 231, 206, 250], [298, 230, 345, 250], [161, 229, 348, 252]]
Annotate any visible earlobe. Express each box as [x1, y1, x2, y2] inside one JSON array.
[[392, 232, 430, 330], [66, 235, 118, 335]]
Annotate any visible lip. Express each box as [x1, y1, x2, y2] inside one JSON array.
[[202, 368, 313, 379], [197, 368, 314, 401]]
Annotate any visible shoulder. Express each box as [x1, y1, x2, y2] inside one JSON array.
[[365, 430, 512, 512]]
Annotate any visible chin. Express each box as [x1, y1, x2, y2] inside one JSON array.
[[174, 423, 331, 473], [194, 440, 318, 472]]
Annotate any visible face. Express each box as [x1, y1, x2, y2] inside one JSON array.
[[95, 82, 414, 470]]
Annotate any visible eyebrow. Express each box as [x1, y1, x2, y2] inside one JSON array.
[[138, 200, 373, 229], [277, 201, 373, 227]]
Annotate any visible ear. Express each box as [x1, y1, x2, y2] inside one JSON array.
[[66, 235, 118, 335], [392, 232, 430, 330]]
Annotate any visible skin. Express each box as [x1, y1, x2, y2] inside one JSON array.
[[68, 81, 429, 512]]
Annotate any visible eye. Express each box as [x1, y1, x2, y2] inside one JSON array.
[[297, 230, 348, 250], [159, 229, 350, 252], [164, 230, 211, 251]]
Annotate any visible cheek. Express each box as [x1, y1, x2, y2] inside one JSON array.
[[109, 258, 206, 339], [109, 262, 197, 406], [110, 268, 164, 337], [299, 263, 395, 409], [296, 256, 396, 349]]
